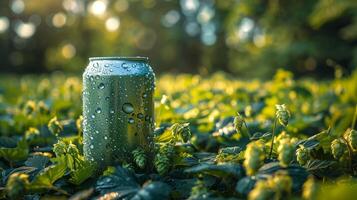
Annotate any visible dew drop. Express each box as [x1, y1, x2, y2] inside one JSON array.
[[128, 118, 135, 124], [90, 145, 94, 149], [96, 107, 102, 114], [90, 136, 93, 140], [142, 93, 147, 98], [98, 83, 105, 89], [104, 136, 108, 140], [91, 114, 96, 119], [122, 103, 134, 114], [110, 110, 115, 114], [137, 113, 144, 119], [105, 96, 110, 101], [122, 63, 128, 69]]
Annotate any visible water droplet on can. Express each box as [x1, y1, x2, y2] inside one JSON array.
[[98, 83, 105, 89], [122, 103, 134, 114], [90, 145, 94, 149], [96, 107, 102, 114], [128, 118, 135, 124]]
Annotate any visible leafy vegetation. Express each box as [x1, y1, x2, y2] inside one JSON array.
[[0, 69, 356, 199]]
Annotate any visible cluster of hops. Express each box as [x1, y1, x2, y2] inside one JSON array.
[[276, 104, 290, 126], [76, 115, 83, 134], [233, 113, 244, 133], [171, 123, 191, 143], [302, 176, 319, 200], [132, 147, 147, 169], [154, 142, 175, 175], [277, 138, 295, 167], [37, 101, 49, 114], [347, 129, 357, 150], [6, 173, 30, 199], [244, 141, 265, 176], [23, 100, 36, 116], [48, 116, 63, 136], [53, 139, 82, 170], [331, 138, 347, 160], [248, 172, 292, 200], [53, 139, 68, 157], [25, 127, 40, 142], [248, 180, 275, 200], [296, 145, 310, 166]]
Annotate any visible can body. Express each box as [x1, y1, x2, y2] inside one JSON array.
[[82, 57, 155, 169]]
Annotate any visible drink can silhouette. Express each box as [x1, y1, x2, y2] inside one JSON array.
[[82, 57, 155, 169]]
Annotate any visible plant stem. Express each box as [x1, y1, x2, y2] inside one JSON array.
[[341, 136, 353, 173], [269, 118, 278, 159], [352, 105, 357, 130]]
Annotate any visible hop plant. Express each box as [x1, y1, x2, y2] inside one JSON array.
[[189, 179, 210, 199], [67, 142, 80, 157], [244, 141, 265, 176], [296, 145, 310, 166], [23, 100, 36, 116], [302, 176, 319, 200], [48, 116, 63, 136], [25, 127, 40, 141], [276, 104, 290, 126], [331, 138, 347, 160], [154, 142, 174, 175], [132, 147, 147, 169], [6, 173, 30, 199], [277, 138, 295, 167], [37, 101, 49, 114], [233, 113, 244, 132], [154, 152, 170, 175], [53, 139, 67, 157], [76, 115, 83, 134], [171, 123, 191, 143], [248, 180, 275, 200], [269, 172, 292, 195], [347, 129, 357, 150]]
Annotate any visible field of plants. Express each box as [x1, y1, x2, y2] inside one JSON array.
[[0, 69, 356, 200]]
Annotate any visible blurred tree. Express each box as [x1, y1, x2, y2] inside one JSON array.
[[0, 0, 356, 78]]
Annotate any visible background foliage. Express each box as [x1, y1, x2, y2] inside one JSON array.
[[0, 0, 356, 78]]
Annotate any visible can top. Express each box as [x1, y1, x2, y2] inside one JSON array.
[[89, 56, 149, 62]]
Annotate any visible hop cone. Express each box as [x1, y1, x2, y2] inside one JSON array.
[[6, 173, 29, 199], [296, 145, 310, 166], [331, 138, 347, 159], [171, 123, 191, 143], [53, 140, 67, 157], [132, 148, 146, 169], [347, 129, 357, 150], [23, 100, 36, 116], [48, 116, 63, 136], [269, 172, 292, 194], [276, 104, 290, 126], [277, 138, 294, 167], [244, 141, 265, 176], [25, 127, 40, 141], [302, 176, 318, 200], [154, 142, 174, 175], [248, 180, 274, 200], [234, 113, 244, 133], [67, 142, 80, 157], [154, 152, 170, 175], [76, 115, 83, 134]]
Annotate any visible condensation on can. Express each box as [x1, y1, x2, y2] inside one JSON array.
[[82, 57, 155, 170]]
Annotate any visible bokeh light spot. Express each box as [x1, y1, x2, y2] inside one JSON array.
[[52, 12, 67, 28], [62, 43, 76, 59], [0, 17, 9, 33], [161, 10, 180, 28], [105, 17, 120, 32], [89, 0, 107, 16], [11, 0, 25, 14], [15, 22, 36, 39]]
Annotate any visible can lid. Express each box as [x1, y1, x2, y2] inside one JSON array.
[[89, 56, 149, 62]]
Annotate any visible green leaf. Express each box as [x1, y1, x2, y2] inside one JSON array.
[[69, 160, 95, 185], [30, 162, 66, 189], [0, 139, 29, 162], [184, 163, 244, 178], [131, 182, 171, 200]]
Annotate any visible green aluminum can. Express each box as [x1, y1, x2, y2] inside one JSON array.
[[82, 57, 155, 170]]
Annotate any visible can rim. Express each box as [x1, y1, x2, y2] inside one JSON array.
[[89, 56, 149, 62]]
